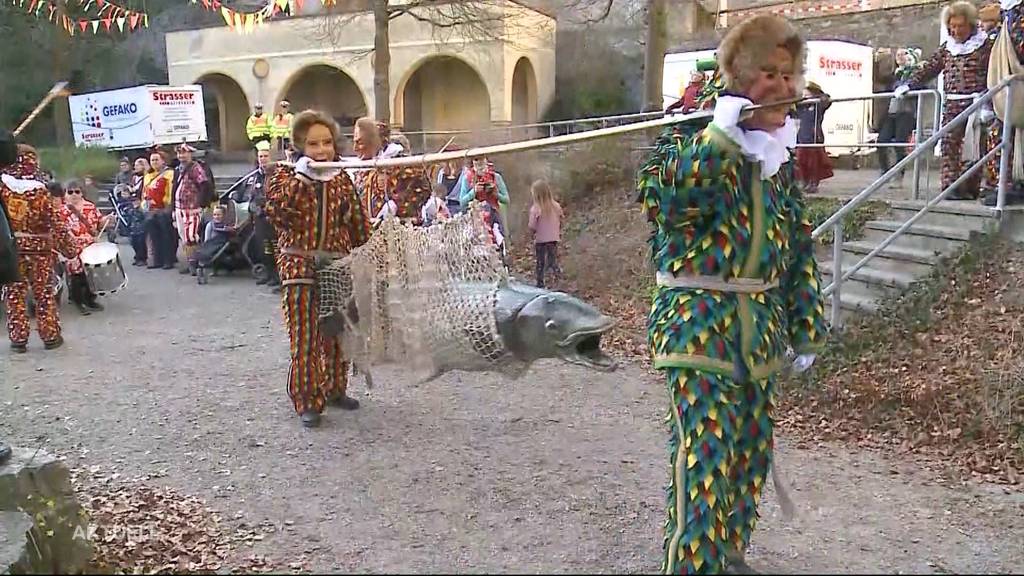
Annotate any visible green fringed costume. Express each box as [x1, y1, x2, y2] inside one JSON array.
[[636, 116, 828, 574]]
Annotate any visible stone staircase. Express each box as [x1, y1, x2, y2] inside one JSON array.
[[819, 199, 999, 322]]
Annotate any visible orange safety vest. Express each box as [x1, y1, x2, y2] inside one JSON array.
[[272, 113, 293, 139]]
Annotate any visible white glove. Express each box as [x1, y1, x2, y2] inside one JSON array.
[[979, 107, 996, 124], [791, 354, 816, 374], [894, 85, 910, 99], [293, 156, 315, 180]]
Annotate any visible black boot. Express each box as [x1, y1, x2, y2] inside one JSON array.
[[0, 441, 11, 465], [43, 335, 64, 350], [327, 394, 360, 410], [69, 276, 90, 316], [300, 411, 321, 428], [10, 342, 27, 354]]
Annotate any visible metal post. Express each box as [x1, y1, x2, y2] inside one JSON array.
[[831, 223, 844, 329], [912, 95, 924, 200], [998, 82, 1015, 211]]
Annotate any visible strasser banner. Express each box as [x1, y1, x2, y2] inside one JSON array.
[[69, 85, 208, 149]]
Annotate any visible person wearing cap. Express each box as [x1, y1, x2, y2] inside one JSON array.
[[242, 140, 280, 289], [272, 100, 294, 156], [637, 14, 826, 573], [246, 103, 272, 148], [171, 142, 211, 275], [0, 140, 79, 352], [794, 81, 834, 194]]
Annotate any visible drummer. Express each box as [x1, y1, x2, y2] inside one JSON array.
[[57, 179, 111, 316]]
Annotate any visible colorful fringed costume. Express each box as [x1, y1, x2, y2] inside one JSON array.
[[265, 164, 371, 415], [983, 1, 1024, 201], [637, 114, 827, 574], [361, 165, 432, 223]]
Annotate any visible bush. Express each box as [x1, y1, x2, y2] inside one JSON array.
[[804, 197, 887, 245], [38, 146, 119, 182]]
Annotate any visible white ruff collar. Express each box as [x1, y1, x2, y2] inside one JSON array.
[[1002, 0, 1022, 11], [1, 174, 46, 194], [943, 28, 988, 56], [711, 95, 797, 179]]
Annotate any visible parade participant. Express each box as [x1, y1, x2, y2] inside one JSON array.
[[352, 116, 431, 222], [900, 1, 993, 200], [457, 156, 510, 241], [246, 103, 272, 148], [981, 2, 1002, 34], [171, 142, 210, 276], [271, 100, 294, 156], [636, 14, 827, 574], [666, 70, 707, 114], [60, 179, 109, 316], [243, 140, 280, 289], [0, 140, 79, 351], [980, 0, 1024, 206], [794, 81, 834, 194], [144, 149, 176, 270], [265, 109, 372, 428]]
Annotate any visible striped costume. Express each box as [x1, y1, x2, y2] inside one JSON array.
[[265, 165, 371, 415], [637, 118, 827, 574], [361, 165, 432, 223]]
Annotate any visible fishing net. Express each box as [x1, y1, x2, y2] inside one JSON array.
[[316, 202, 522, 379]]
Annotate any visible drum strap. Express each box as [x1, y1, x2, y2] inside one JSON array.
[[281, 278, 315, 286]]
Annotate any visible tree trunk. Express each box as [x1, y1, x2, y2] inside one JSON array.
[[52, 0, 72, 146], [642, 0, 668, 113], [373, 0, 391, 122]]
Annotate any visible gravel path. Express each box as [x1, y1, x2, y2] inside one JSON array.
[[2, 245, 1022, 573]]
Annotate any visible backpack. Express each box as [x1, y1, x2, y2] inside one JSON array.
[[196, 160, 216, 208]]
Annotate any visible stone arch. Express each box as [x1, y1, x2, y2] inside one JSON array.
[[197, 72, 250, 152], [277, 64, 369, 134], [394, 54, 492, 137], [511, 57, 538, 126]]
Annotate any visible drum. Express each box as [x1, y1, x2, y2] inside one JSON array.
[[80, 242, 127, 296]]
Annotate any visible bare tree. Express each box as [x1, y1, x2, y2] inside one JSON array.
[[310, 0, 532, 122], [642, 0, 667, 112]]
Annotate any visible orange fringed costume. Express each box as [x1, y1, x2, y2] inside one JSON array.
[[361, 166, 432, 222], [265, 165, 372, 415]]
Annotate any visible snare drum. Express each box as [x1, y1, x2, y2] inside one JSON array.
[[80, 242, 127, 296]]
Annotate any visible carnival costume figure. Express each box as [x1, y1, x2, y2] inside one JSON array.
[[172, 142, 210, 275], [981, 0, 1024, 206], [901, 1, 994, 200], [636, 15, 828, 574], [352, 117, 432, 224], [266, 110, 372, 429], [0, 145, 78, 352]]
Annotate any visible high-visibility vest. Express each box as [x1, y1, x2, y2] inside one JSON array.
[[272, 113, 294, 139], [246, 114, 271, 140]]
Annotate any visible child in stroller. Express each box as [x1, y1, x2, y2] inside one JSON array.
[[195, 205, 254, 284], [112, 184, 147, 265]]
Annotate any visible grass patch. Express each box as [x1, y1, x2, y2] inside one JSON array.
[[805, 197, 888, 245], [38, 146, 119, 182]]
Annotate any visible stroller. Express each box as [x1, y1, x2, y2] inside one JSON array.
[[194, 179, 262, 284]]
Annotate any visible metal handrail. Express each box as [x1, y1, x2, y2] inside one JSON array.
[[815, 74, 1023, 327]]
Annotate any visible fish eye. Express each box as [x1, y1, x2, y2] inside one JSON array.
[[545, 320, 558, 332]]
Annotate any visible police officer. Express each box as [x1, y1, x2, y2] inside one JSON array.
[[245, 102, 272, 148]]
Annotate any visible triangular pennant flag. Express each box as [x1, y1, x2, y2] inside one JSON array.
[[47, 4, 55, 18], [129, 12, 139, 29], [102, 16, 111, 29], [200, 0, 209, 9], [220, 6, 231, 26], [96, 0, 103, 6], [243, 13, 253, 34], [256, 12, 264, 26], [83, 0, 92, 12], [212, 0, 222, 9], [143, 13, 148, 27], [28, 0, 38, 12], [116, 15, 125, 31], [78, 19, 88, 31], [234, 12, 243, 32], [91, 19, 99, 33]]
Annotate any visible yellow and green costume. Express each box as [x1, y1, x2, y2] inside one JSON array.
[[636, 114, 828, 574]]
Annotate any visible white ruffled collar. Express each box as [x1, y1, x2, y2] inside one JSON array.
[[710, 94, 798, 179], [943, 28, 988, 56], [1002, 0, 1022, 11], [1, 174, 46, 194]]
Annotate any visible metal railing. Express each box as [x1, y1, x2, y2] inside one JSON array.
[[812, 75, 1022, 328]]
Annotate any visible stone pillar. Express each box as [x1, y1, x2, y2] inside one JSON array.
[[0, 447, 93, 574]]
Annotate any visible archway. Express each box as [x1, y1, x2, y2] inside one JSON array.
[[280, 65, 368, 135], [511, 57, 538, 126], [398, 56, 491, 143], [197, 73, 250, 152]]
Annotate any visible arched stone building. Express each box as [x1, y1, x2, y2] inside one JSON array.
[[165, 0, 555, 152]]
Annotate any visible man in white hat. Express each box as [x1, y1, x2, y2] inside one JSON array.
[[172, 142, 212, 275], [272, 100, 294, 156], [246, 102, 271, 148]]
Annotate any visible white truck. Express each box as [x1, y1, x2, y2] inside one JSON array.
[[68, 84, 208, 150], [664, 40, 876, 155]]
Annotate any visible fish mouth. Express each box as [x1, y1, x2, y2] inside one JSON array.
[[558, 318, 618, 372]]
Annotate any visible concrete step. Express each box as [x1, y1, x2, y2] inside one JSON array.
[[840, 240, 941, 277], [819, 260, 912, 303], [823, 291, 880, 324], [888, 199, 998, 231], [861, 220, 970, 254]]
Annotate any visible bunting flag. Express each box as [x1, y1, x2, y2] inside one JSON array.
[[193, 0, 289, 33], [4, 0, 149, 36]]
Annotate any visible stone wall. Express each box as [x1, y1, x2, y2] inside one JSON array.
[[801, 4, 944, 53]]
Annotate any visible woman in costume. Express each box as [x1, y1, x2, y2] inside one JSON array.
[[266, 110, 372, 428], [794, 81, 833, 194], [636, 14, 827, 574], [900, 1, 993, 200], [351, 117, 431, 224], [58, 179, 109, 316], [981, 0, 1024, 206]]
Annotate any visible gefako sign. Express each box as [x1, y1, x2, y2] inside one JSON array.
[[69, 84, 208, 150]]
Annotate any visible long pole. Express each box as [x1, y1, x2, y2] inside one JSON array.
[[13, 82, 70, 138]]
